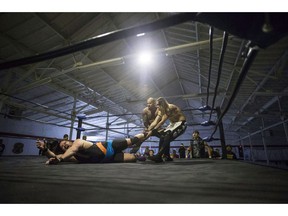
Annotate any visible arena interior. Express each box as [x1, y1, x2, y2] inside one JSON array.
[[0, 12, 288, 208]]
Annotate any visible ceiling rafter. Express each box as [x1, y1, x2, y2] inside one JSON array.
[[229, 50, 288, 131], [21, 14, 139, 126]]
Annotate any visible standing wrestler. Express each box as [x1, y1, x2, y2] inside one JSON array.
[[130, 97, 163, 153], [36, 133, 146, 165], [147, 97, 187, 162]]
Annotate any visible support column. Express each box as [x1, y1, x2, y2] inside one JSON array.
[[282, 118, 288, 144], [248, 133, 255, 162], [0, 101, 3, 114], [241, 139, 245, 160], [69, 96, 77, 140], [261, 118, 269, 165], [278, 97, 288, 144], [105, 111, 109, 141], [216, 107, 227, 159]]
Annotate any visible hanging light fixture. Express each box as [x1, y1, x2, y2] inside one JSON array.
[[200, 120, 216, 126], [198, 105, 212, 112]]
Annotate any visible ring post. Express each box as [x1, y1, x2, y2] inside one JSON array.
[[76, 114, 86, 139]]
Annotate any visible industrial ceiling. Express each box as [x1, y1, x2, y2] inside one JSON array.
[[0, 13, 287, 146]]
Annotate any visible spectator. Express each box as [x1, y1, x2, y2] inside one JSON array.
[[226, 145, 237, 160], [63, 134, 69, 140], [0, 139, 5, 156], [148, 149, 154, 157], [186, 147, 191, 159], [190, 130, 212, 159], [178, 143, 186, 158], [212, 147, 222, 159], [171, 149, 179, 159]]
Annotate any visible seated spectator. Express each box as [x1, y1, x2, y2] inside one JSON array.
[[148, 149, 154, 157], [186, 147, 191, 159], [211, 147, 222, 159], [63, 134, 69, 140], [171, 149, 179, 159], [143, 146, 150, 157], [226, 145, 237, 160]]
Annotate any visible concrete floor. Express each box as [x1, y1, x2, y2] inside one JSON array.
[[1, 156, 288, 203]]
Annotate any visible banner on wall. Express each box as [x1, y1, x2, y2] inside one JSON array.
[[0, 139, 5, 155], [12, 142, 24, 154]]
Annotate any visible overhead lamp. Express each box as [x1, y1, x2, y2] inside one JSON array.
[[203, 136, 220, 142], [136, 33, 145, 37], [203, 136, 212, 142], [137, 52, 152, 65], [200, 120, 216, 126], [198, 105, 212, 112]]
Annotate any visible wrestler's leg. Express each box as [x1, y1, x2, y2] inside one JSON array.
[[113, 133, 146, 153], [113, 152, 137, 163], [158, 136, 165, 156], [123, 153, 137, 162], [150, 123, 187, 163], [129, 132, 148, 153], [159, 133, 172, 159]]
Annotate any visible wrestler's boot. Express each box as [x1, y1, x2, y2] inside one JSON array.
[[129, 143, 141, 154], [129, 132, 148, 154], [163, 143, 173, 161], [149, 134, 173, 163], [161, 132, 173, 161]]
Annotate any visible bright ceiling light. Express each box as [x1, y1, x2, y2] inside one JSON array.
[[137, 52, 152, 65], [137, 33, 145, 37]]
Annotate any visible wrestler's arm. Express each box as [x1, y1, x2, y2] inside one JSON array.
[[46, 140, 86, 165], [59, 141, 84, 160], [173, 104, 186, 119], [147, 111, 162, 131], [154, 113, 168, 130], [148, 110, 168, 131], [36, 140, 57, 158], [142, 108, 150, 129], [45, 149, 57, 158], [46, 154, 78, 164]]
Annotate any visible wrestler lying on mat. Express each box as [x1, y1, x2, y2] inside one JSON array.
[[36, 133, 147, 165]]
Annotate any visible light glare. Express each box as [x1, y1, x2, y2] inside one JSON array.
[[138, 52, 152, 65]]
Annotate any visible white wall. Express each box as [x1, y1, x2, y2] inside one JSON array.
[[0, 117, 71, 156], [0, 137, 39, 156]]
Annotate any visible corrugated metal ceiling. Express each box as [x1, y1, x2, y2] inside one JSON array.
[[0, 12, 287, 144]]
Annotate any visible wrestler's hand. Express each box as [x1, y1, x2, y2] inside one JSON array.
[[145, 130, 153, 138], [45, 157, 60, 165], [36, 139, 47, 151], [151, 128, 161, 136]]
